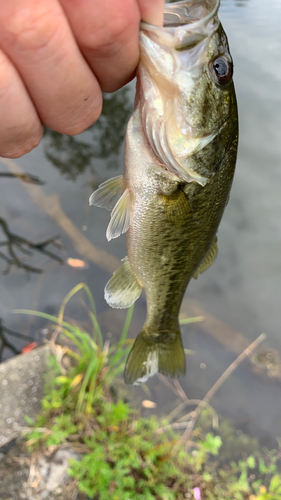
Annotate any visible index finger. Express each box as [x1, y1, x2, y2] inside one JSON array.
[[59, 0, 164, 93], [0, 0, 103, 135], [59, 0, 140, 93], [137, 0, 164, 26]]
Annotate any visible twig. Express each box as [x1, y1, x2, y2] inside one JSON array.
[[164, 421, 195, 431], [178, 402, 219, 429], [173, 379, 188, 401], [180, 332, 267, 443], [157, 373, 180, 396], [165, 399, 217, 426]]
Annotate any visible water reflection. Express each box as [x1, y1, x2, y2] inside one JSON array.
[[221, 0, 250, 5], [0, 319, 32, 360], [0, 172, 63, 274], [234, 1, 249, 5], [0, 217, 64, 275], [43, 88, 132, 180], [0, 172, 44, 185], [0, 174, 64, 358]]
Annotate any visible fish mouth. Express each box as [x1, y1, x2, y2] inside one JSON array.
[[138, 1, 222, 186], [163, 0, 219, 28], [141, 0, 220, 49]]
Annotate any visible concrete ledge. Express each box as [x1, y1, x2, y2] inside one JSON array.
[[0, 345, 49, 447]]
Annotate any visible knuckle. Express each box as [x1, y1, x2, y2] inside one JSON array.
[[0, 130, 42, 159], [58, 113, 102, 136], [104, 14, 135, 47], [51, 97, 103, 136], [84, 6, 139, 54], [1, 5, 63, 54]]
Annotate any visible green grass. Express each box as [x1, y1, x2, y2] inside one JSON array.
[[17, 283, 281, 500]]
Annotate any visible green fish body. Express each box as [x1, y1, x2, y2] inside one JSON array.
[[90, 0, 238, 384]]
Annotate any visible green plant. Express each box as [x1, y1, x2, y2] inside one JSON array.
[[17, 284, 281, 500], [68, 415, 194, 500], [17, 283, 133, 415], [190, 432, 222, 472], [250, 476, 281, 499]]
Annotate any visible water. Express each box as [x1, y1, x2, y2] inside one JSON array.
[[0, 0, 281, 444]]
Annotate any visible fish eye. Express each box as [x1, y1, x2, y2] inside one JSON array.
[[210, 56, 233, 86]]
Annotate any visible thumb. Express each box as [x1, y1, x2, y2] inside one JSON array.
[[137, 0, 165, 26]]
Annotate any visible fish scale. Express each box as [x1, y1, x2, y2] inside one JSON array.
[[90, 0, 238, 385]]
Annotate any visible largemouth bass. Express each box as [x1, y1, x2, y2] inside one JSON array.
[[90, 0, 238, 385]]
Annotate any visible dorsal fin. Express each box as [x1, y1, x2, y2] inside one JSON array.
[[89, 175, 125, 210], [193, 236, 218, 279]]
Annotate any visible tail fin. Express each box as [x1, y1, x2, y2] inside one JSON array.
[[124, 327, 186, 385]]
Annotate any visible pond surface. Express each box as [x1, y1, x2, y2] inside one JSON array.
[[1, 0, 281, 445]]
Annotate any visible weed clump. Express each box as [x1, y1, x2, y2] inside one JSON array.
[[18, 284, 281, 500]]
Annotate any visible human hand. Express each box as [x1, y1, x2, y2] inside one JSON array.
[[0, 0, 164, 158]]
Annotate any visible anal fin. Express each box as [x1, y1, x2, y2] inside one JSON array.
[[105, 259, 142, 309], [193, 236, 218, 279]]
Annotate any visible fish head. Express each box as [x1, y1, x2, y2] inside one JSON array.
[[138, 0, 238, 184]]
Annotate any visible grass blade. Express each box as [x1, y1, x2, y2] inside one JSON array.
[[119, 305, 134, 346], [89, 312, 103, 348], [179, 316, 204, 325], [14, 309, 79, 333]]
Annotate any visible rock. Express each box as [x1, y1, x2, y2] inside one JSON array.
[[38, 448, 81, 492], [0, 345, 49, 447], [0, 346, 89, 500]]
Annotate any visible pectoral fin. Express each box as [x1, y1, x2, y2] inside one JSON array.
[[89, 175, 125, 210], [105, 259, 142, 309], [193, 236, 218, 279], [163, 189, 191, 223], [106, 188, 131, 241]]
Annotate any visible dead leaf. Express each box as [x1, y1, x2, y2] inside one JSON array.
[[142, 400, 157, 409]]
